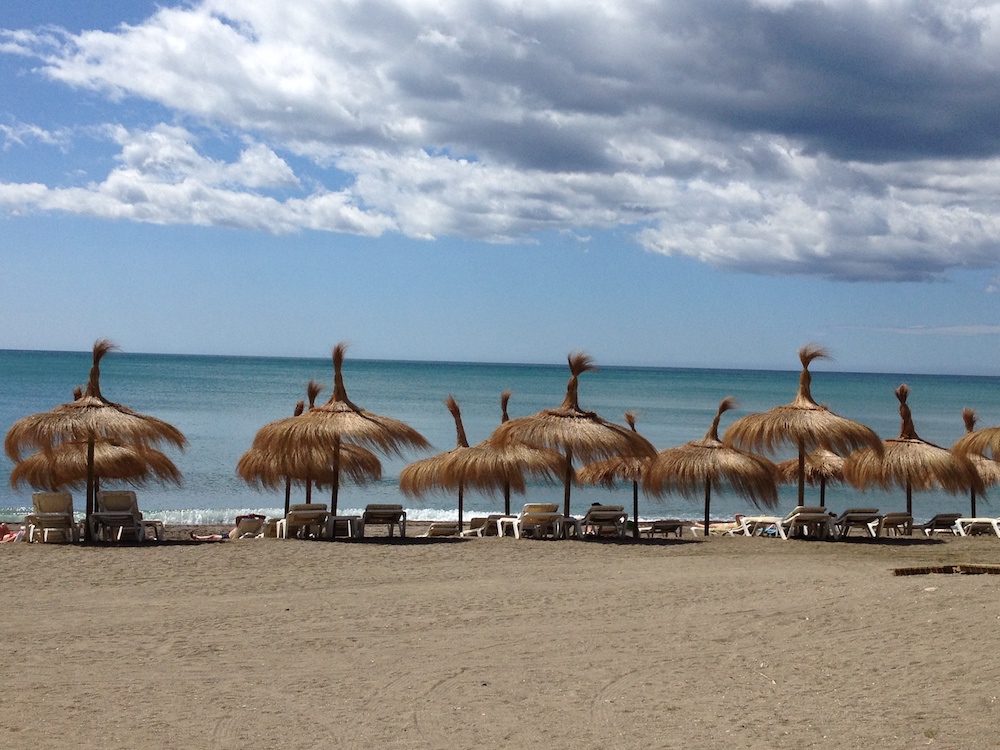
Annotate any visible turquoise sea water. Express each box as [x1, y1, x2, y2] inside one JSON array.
[[2, 349, 998, 525]]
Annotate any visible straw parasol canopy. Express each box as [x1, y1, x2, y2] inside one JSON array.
[[238, 380, 383, 516], [249, 343, 429, 515], [951, 408, 1000, 517], [237, 441, 381, 497], [577, 412, 652, 539], [775, 448, 845, 508], [399, 396, 481, 530], [464, 391, 566, 515], [723, 344, 882, 507], [644, 397, 779, 537], [490, 352, 656, 517], [842, 384, 980, 515], [4, 340, 187, 537], [10, 438, 182, 492]]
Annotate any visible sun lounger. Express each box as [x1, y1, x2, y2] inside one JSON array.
[[231, 515, 266, 539], [733, 515, 781, 537], [93, 490, 163, 542], [277, 503, 331, 539], [460, 514, 505, 537], [832, 508, 882, 539], [506, 503, 561, 539], [360, 504, 407, 537], [954, 517, 1000, 537], [640, 519, 688, 538], [912, 513, 962, 536], [420, 522, 461, 538], [579, 505, 629, 538], [871, 512, 914, 537], [776, 506, 834, 540], [25, 492, 81, 543]]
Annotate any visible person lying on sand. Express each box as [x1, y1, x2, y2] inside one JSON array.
[[690, 514, 747, 535], [190, 514, 266, 541], [0, 523, 24, 543]]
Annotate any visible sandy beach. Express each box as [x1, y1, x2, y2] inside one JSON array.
[[3, 529, 1000, 749]]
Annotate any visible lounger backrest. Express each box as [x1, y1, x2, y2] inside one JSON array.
[[32, 492, 73, 515], [289, 503, 329, 512], [233, 517, 264, 537], [519, 503, 559, 516], [783, 506, 827, 521], [97, 490, 141, 517]]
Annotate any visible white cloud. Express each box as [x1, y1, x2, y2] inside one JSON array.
[[4, 0, 1000, 280]]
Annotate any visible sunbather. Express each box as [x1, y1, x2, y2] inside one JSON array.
[[690, 514, 747, 535], [0, 523, 23, 543], [190, 514, 266, 541]]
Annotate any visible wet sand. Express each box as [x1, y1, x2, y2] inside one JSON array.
[[3, 528, 1000, 749]]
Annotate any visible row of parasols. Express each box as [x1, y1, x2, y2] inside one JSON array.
[[6, 341, 1000, 541]]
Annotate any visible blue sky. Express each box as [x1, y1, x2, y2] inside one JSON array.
[[2, 0, 1000, 374]]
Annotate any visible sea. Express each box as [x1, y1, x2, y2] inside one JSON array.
[[2, 348, 999, 526]]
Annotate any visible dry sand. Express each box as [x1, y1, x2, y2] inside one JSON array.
[[3, 527, 1000, 749]]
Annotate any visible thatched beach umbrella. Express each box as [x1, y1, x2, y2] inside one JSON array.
[[408, 393, 566, 524], [644, 397, 779, 537], [577, 412, 651, 539], [490, 352, 656, 518], [399, 396, 482, 530], [843, 385, 980, 515], [775, 448, 845, 508], [952, 408, 1000, 517], [10, 438, 181, 492], [486, 391, 567, 516], [4, 340, 187, 539], [239, 380, 384, 516], [250, 343, 429, 515], [237, 440, 382, 505], [724, 344, 882, 507]]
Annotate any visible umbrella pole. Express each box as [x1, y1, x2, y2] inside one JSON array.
[[703, 477, 711, 537], [797, 446, 806, 507], [458, 484, 464, 532], [284, 477, 292, 517], [85, 439, 95, 542], [504, 483, 511, 516], [971, 487, 977, 518], [632, 480, 640, 540], [305, 478, 312, 504], [330, 437, 342, 516], [906, 482, 913, 517], [562, 448, 573, 519], [819, 477, 826, 508]]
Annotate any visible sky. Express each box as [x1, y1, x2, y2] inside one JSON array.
[[2, 0, 1000, 374]]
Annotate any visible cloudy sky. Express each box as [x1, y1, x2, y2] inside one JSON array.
[[2, 0, 1000, 373]]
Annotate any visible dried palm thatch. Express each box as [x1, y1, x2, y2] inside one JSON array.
[[239, 379, 385, 516], [10, 438, 182, 492], [399, 396, 480, 530], [490, 352, 655, 517], [723, 344, 881, 506], [250, 344, 429, 514], [458, 393, 566, 497], [951, 408, 1000, 517], [775, 448, 845, 507], [644, 397, 779, 537], [237, 441, 381, 491], [843, 385, 981, 515], [4, 340, 187, 535], [401, 395, 565, 529], [577, 412, 651, 539]]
